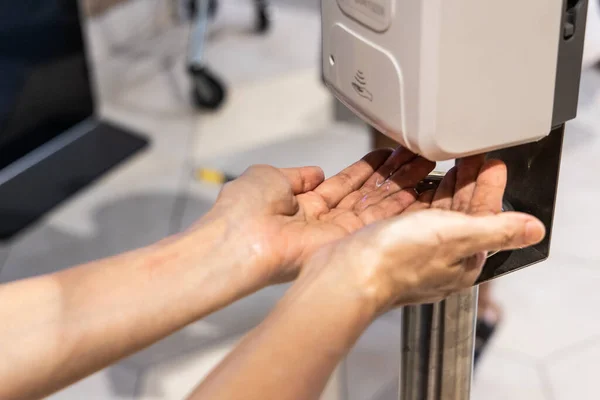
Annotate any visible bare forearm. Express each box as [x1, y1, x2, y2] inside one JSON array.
[[0, 218, 266, 400], [189, 252, 377, 400]]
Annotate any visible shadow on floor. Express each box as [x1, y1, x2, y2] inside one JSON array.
[[1, 192, 211, 280]]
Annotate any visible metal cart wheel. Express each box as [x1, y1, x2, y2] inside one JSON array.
[[187, 0, 271, 110], [189, 65, 226, 110], [187, 0, 226, 110]]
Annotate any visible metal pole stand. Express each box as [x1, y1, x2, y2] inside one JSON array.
[[399, 287, 478, 400]]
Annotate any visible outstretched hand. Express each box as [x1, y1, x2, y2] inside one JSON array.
[[301, 154, 545, 311], [201, 147, 435, 283], [405, 154, 507, 217]]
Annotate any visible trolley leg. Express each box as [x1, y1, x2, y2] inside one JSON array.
[[188, 0, 209, 66]]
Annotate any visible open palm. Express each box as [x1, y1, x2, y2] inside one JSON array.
[[211, 147, 435, 283], [405, 154, 507, 218]]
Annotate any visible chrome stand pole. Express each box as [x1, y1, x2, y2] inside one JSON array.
[[399, 287, 478, 400]]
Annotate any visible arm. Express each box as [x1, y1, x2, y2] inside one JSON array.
[[187, 249, 377, 400], [0, 216, 266, 400], [0, 149, 433, 399], [188, 210, 545, 400], [188, 156, 547, 400]]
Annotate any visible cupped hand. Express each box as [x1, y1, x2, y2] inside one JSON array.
[[306, 155, 546, 312], [202, 147, 435, 283], [405, 154, 508, 217]]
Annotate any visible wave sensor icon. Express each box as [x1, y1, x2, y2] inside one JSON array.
[[351, 70, 373, 102]]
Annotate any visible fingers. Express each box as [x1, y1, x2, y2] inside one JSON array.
[[314, 149, 392, 208], [468, 159, 507, 216], [359, 189, 419, 225], [338, 209, 545, 312], [452, 155, 486, 212], [353, 157, 435, 212], [431, 167, 456, 210], [356, 159, 436, 224], [280, 166, 325, 194], [381, 156, 436, 195], [361, 147, 418, 190], [403, 190, 434, 214], [386, 210, 543, 301], [336, 147, 420, 210], [381, 209, 545, 267], [450, 212, 546, 256]]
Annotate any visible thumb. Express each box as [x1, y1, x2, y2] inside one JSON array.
[[457, 212, 546, 255], [280, 166, 325, 194]]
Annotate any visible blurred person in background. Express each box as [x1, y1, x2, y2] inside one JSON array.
[[0, 149, 544, 400]]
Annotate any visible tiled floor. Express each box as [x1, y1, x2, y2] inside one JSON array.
[[47, 365, 138, 400], [3, 1, 600, 399]]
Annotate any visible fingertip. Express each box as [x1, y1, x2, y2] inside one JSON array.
[[479, 159, 507, 184], [443, 166, 458, 182], [459, 154, 486, 166], [524, 218, 546, 245], [363, 148, 394, 165], [304, 166, 326, 191], [308, 165, 326, 180], [482, 158, 507, 171], [281, 166, 326, 193], [499, 212, 546, 247]]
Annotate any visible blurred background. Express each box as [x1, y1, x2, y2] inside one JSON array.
[[1, 0, 600, 399]]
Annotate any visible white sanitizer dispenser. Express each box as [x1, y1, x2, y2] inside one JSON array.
[[322, 0, 567, 161]]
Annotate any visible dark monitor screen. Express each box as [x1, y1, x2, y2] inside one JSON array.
[[0, 0, 95, 170]]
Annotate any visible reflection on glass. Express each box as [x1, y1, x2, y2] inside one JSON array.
[[0, 0, 94, 169]]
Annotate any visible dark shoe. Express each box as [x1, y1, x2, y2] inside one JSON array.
[[474, 319, 497, 367]]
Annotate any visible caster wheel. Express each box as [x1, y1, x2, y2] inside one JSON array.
[[256, 8, 271, 33], [189, 66, 226, 110]]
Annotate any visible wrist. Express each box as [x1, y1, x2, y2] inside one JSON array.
[[187, 212, 273, 286], [300, 245, 380, 322], [147, 214, 272, 313], [191, 206, 290, 285], [302, 237, 405, 317]]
